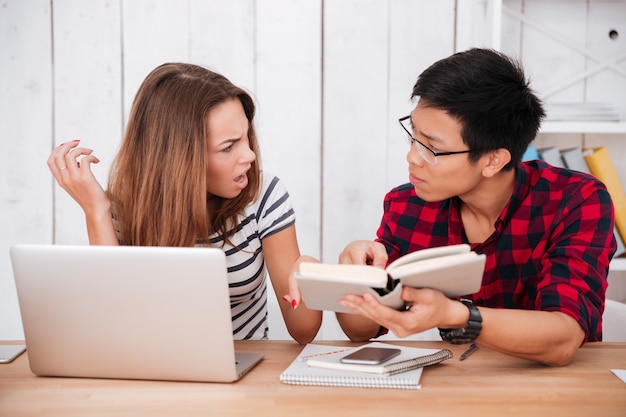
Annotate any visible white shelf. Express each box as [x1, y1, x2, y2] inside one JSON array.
[[611, 258, 626, 271], [540, 121, 626, 134]]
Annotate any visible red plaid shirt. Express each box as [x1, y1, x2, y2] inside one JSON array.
[[376, 160, 617, 342]]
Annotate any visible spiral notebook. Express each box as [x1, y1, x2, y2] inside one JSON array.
[[279, 342, 452, 389]]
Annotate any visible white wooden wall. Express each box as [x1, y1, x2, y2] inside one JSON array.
[[1, 0, 624, 341]]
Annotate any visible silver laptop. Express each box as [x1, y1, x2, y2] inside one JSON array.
[[10, 244, 263, 382]]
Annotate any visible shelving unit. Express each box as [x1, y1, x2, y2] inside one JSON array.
[[486, 0, 626, 274]]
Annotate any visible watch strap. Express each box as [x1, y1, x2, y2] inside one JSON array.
[[439, 299, 482, 344]]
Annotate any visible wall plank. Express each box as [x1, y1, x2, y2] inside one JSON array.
[[0, 0, 53, 338], [256, 0, 322, 339], [189, 0, 256, 92], [52, 0, 123, 244], [387, 0, 456, 195], [256, 0, 322, 257], [322, 0, 390, 263]]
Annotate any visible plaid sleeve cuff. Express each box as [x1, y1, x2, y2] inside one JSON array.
[[373, 326, 389, 338]]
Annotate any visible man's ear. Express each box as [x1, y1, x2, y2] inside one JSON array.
[[482, 149, 511, 177]]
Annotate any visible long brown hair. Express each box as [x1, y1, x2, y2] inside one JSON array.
[[106, 63, 261, 246]]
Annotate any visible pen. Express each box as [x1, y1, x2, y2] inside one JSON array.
[[459, 343, 479, 361], [299, 348, 354, 361]]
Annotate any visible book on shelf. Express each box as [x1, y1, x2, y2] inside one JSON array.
[[537, 146, 565, 167], [279, 342, 452, 390], [295, 244, 485, 314], [522, 144, 539, 161], [583, 147, 626, 248], [560, 147, 590, 173]]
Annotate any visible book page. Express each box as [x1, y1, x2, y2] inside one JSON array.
[[296, 262, 387, 285], [386, 244, 470, 270], [389, 252, 485, 297]]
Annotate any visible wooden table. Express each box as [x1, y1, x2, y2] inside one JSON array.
[[1, 340, 625, 417]]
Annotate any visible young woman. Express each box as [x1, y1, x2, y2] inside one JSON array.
[[47, 63, 322, 343]]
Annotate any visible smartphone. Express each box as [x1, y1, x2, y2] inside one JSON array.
[[340, 347, 401, 365], [0, 344, 26, 364]]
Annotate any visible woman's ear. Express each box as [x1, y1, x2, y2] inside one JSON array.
[[482, 149, 511, 177]]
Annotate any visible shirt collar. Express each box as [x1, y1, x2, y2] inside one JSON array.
[[496, 161, 532, 229]]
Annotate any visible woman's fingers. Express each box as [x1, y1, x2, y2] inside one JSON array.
[[48, 140, 101, 191], [48, 140, 80, 178]]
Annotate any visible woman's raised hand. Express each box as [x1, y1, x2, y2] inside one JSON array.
[[47, 140, 110, 216]]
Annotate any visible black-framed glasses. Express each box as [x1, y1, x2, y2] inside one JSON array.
[[399, 116, 471, 165]]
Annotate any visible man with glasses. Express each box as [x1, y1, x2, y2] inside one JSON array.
[[336, 48, 617, 366]]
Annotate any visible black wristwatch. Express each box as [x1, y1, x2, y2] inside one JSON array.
[[439, 299, 482, 344]]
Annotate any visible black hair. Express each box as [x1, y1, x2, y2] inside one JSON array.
[[411, 48, 545, 170]]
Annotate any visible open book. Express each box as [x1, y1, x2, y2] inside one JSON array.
[[296, 244, 485, 313]]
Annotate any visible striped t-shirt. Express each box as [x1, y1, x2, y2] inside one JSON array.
[[200, 172, 296, 340]]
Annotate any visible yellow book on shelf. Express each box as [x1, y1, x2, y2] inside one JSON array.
[[583, 147, 626, 243]]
